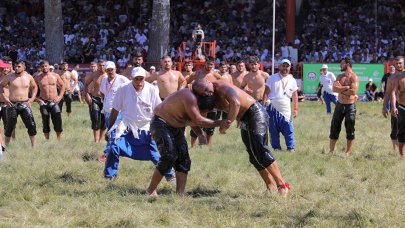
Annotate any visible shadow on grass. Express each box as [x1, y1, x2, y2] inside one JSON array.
[[81, 151, 98, 162], [188, 186, 221, 198], [105, 183, 145, 196], [293, 209, 318, 227], [322, 209, 374, 227], [57, 171, 86, 184]]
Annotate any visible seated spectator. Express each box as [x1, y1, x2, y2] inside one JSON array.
[[297, 88, 305, 102], [365, 79, 378, 101]]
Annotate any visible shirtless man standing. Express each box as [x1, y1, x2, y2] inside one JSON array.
[[0, 60, 12, 150], [216, 61, 233, 121], [0, 61, 37, 147], [382, 59, 404, 151], [146, 55, 186, 100], [84, 61, 98, 104], [1, 58, 16, 140], [240, 56, 269, 103], [58, 62, 77, 117], [186, 57, 221, 84], [146, 86, 230, 196], [186, 57, 222, 147], [83, 60, 107, 143], [122, 52, 150, 79], [182, 61, 194, 87], [192, 79, 290, 197], [35, 60, 65, 140], [388, 56, 405, 158], [232, 60, 248, 88], [1, 58, 14, 76], [329, 57, 359, 158], [33, 65, 42, 79], [229, 64, 237, 75], [218, 61, 233, 84]]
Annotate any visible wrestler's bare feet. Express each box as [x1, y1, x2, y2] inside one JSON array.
[[345, 151, 350, 158], [267, 183, 277, 191], [147, 188, 158, 197], [277, 183, 291, 198]]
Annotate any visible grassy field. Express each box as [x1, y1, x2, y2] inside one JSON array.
[[1, 101, 405, 227]]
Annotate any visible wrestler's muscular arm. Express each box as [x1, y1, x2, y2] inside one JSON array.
[[190, 126, 207, 144], [263, 85, 270, 104], [333, 75, 349, 93], [186, 72, 197, 84], [177, 72, 187, 89], [261, 72, 270, 103], [183, 94, 222, 128], [216, 86, 241, 133], [382, 76, 394, 117], [83, 74, 93, 104], [145, 71, 158, 83], [391, 77, 399, 117], [28, 75, 38, 107], [213, 72, 222, 80], [71, 72, 78, 92], [240, 75, 253, 95], [0, 75, 12, 106], [34, 75, 43, 104], [341, 75, 359, 96], [55, 74, 66, 103], [223, 87, 241, 123]]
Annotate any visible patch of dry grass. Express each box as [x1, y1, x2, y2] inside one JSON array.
[[1, 101, 405, 226]]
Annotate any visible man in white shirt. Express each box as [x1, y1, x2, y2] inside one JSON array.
[[71, 64, 83, 103], [265, 59, 298, 152], [98, 61, 130, 163], [99, 61, 130, 129], [104, 67, 175, 182], [320, 64, 337, 114]]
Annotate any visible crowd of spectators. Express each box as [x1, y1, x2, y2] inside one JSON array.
[[0, 0, 403, 74], [297, 0, 404, 64]]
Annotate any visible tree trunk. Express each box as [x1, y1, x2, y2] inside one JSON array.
[[44, 0, 64, 64], [148, 0, 170, 62]]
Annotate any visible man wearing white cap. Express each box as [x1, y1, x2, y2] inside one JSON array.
[[100, 61, 129, 129], [149, 66, 156, 74], [98, 61, 130, 162], [104, 67, 175, 182], [265, 59, 298, 152], [320, 64, 337, 114]]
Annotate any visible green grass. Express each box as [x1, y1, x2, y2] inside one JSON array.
[[1, 101, 405, 227]]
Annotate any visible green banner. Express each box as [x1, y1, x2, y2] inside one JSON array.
[[302, 64, 385, 94]]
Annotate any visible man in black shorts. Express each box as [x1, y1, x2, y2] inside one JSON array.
[[35, 60, 66, 140], [389, 56, 405, 158], [329, 57, 359, 158], [192, 79, 291, 197], [0, 61, 38, 147], [146, 85, 230, 197]]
